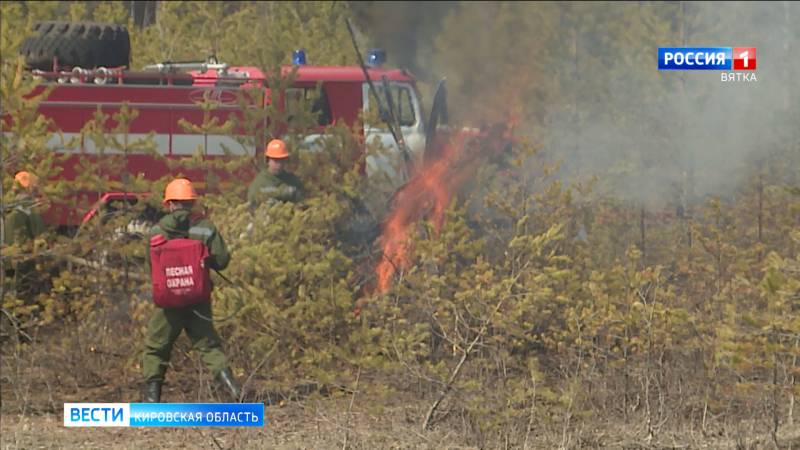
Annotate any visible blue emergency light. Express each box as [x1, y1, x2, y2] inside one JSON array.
[[367, 48, 386, 67], [292, 49, 307, 65]]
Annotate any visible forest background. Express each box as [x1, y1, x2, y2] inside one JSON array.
[[1, 2, 799, 448]]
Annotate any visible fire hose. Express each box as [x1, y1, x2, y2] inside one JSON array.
[[193, 268, 245, 323]]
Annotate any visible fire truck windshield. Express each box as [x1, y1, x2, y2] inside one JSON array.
[[367, 83, 419, 128]]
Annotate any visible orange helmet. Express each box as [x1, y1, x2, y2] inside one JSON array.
[[14, 171, 38, 189], [265, 139, 289, 159], [163, 178, 198, 204]]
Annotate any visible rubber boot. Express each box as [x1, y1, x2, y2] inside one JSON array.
[[216, 368, 242, 402], [142, 380, 162, 403]]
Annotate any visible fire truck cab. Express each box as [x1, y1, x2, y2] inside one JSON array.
[[24, 50, 432, 229]]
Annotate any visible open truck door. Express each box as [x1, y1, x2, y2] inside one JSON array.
[[424, 78, 449, 165]]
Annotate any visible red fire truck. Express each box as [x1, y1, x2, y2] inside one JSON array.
[[9, 21, 505, 236], [8, 21, 451, 234]]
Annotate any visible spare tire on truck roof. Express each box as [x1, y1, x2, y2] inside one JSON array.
[[20, 21, 131, 70]]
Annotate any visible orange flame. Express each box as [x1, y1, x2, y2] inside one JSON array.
[[373, 113, 517, 294], [375, 134, 469, 294]]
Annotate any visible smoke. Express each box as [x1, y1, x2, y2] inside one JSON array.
[[559, 1, 799, 208], [360, 2, 800, 209], [366, 2, 800, 290]]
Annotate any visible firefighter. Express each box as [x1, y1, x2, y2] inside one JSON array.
[[247, 138, 304, 208], [3, 171, 46, 304], [141, 178, 241, 402]]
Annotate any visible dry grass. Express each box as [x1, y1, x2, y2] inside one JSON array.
[[2, 312, 800, 449]]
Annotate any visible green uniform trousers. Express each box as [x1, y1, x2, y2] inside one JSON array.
[[142, 302, 228, 382]]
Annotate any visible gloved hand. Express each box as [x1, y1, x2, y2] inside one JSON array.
[[33, 238, 48, 254]]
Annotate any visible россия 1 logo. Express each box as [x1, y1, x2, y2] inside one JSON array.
[[658, 47, 757, 82]]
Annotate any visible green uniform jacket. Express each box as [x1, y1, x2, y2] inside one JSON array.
[[146, 208, 230, 272], [247, 169, 304, 208], [3, 194, 45, 247]]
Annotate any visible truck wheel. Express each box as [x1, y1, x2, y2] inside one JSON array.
[[20, 21, 130, 70]]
